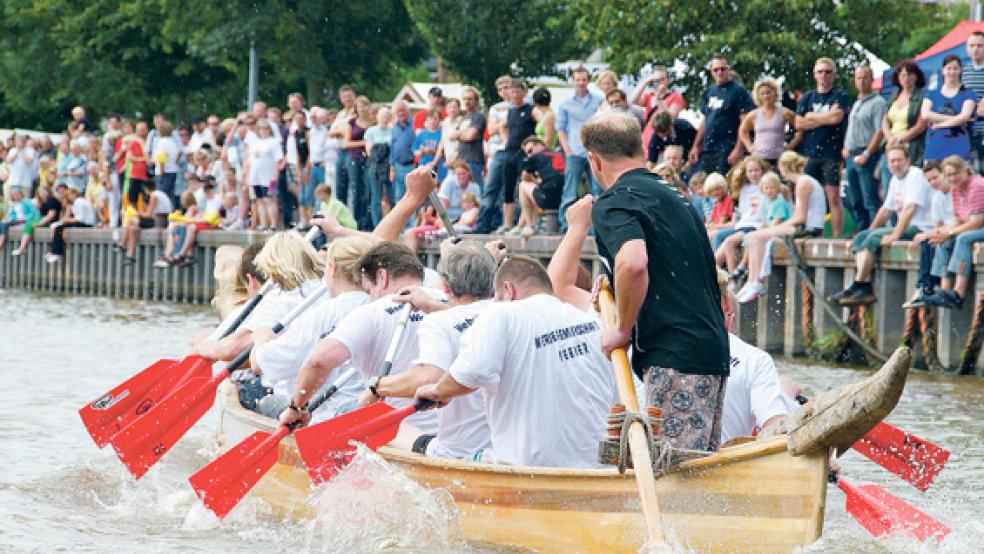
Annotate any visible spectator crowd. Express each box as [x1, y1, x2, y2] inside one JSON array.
[[3, 34, 984, 312]]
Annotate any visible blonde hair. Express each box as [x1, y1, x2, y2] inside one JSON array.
[[324, 235, 375, 285], [727, 156, 771, 198], [255, 232, 324, 290], [778, 151, 808, 174], [461, 191, 479, 207], [941, 154, 972, 177], [753, 77, 781, 107], [654, 162, 686, 194], [703, 172, 727, 194], [759, 171, 782, 190], [596, 70, 619, 88]]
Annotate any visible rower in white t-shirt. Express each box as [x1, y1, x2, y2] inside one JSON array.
[[371, 244, 497, 459], [416, 256, 617, 468], [719, 333, 790, 443], [282, 242, 445, 434]]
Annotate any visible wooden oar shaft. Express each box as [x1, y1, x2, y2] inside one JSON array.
[[597, 288, 667, 548]]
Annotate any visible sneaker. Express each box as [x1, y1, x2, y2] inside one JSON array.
[[827, 283, 860, 304], [11, 249, 24, 257], [736, 281, 766, 303], [729, 267, 747, 281], [902, 293, 925, 309], [839, 285, 876, 305], [505, 226, 522, 236], [727, 282, 738, 295], [492, 225, 510, 235], [123, 256, 136, 266], [921, 289, 947, 307], [519, 226, 536, 238], [45, 254, 62, 264], [153, 257, 171, 269], [940, 290, 965, 310], [178, 256, 196, 268]]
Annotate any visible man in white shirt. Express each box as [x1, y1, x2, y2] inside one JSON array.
[[416, 256, 617, 468], [371, 243, 496, 459], [830, 145, 935, 305], [281, 241, 442, 434], [308, 107, 328, 189]]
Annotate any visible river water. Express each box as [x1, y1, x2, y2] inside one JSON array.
[[1, 288, 981, 553]]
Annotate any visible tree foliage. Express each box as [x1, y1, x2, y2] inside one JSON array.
[[405, 0, 581, 104], [572, 0, 967, 102], [0, 0, 426, 131]]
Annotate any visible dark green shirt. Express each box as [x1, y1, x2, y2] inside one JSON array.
[[592, 168, 729, 378]]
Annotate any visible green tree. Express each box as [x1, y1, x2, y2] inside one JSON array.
[[405, 0, 582, 104], [571, 0, 966, 103]]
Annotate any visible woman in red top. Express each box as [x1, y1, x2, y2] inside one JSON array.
[[119, 121, 150, 210], [632, 66, 686, 150]]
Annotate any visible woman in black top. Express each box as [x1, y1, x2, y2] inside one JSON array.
[[11, 185, 61, 256], [287, 110, 310, 225]]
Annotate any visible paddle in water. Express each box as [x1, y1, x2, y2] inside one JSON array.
[[595, 282, 671, 551], [293, 303, 420, 483], [109, 282, 329, 479], [80, 226, 322, 448], [189, 368, 361, 519], [795, 396, 950, 491], [834, 473, 950, 542]]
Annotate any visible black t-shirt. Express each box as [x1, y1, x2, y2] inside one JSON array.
[[505, 102, 535, 151], [700, 80, 755, 153], [522, 150, 564, 196], [592, 168, 730, 378], [796, 88, 851, 160], [457, 111, 487, 164], [39, 197, 62, 221], [647, 119, 697, 163]]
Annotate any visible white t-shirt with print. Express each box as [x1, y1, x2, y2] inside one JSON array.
[[327, 289, 448, 434], [449, 293, 616, 468], [242, 278, 326, 332], [884, 167, 935, 231], [411, 300, 493, 459], [720, 334, 790, 443], [256, 291, 370, 399], [734, 183, 765, 230]]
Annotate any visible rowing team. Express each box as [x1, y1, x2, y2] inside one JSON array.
[[190, 167, 799, 469]]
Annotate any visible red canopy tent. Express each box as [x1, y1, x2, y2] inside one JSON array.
[[876, 20, 984, 93]]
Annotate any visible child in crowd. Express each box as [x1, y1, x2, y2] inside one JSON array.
[[85, 161, 109, 227], [0, 187, 39, 251], [904, 161, 952, 308], [314, 183, 357, 229], [63, 140, 88, 193], [220, 192, 243, 230], [704, 172, 733, 236], [761, 172, 791, 226], [413, 109, 445, 180], [653, 162, 688, 196], [689, 172, 713, 223]]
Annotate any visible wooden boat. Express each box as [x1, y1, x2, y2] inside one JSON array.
[[214, 346, 911, 553]]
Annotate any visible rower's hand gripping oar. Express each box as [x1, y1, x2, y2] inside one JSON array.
[[109, 282, 330, 479], [294, 303, 428, 483], [188, 369, 360, 519], [831, 472, 950, 542], [794, 396, 950, 491], [595, 282, 671, 551], [79, 227, 323, 448], [423, 168, 457, 241]]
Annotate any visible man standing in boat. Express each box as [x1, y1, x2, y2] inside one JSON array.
[[585, 111, 731, 452]]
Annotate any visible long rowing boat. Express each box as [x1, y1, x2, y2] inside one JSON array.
[[213, 345, 911, 553]]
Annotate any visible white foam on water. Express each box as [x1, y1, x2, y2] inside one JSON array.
[[303, 444, 464, 552]]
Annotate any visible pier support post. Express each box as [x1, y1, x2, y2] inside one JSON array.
[[784, 264, 807, 357], [757, 266, 785, 352], [873, 268, 907, 353]]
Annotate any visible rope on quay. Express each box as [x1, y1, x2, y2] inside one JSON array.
[[785, 235, 984, 374]]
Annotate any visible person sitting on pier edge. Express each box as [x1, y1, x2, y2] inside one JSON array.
[[370, 242, 495, 459], [922, 155, 984, 309], [829, 145, 936, 305], [513, 136, 564, 238], [902, 161, 950, 308], [586, 111, 730, 452], [415, 256, 616, 468], [281, 240, 444, 436], [46, 184, 96, 264]]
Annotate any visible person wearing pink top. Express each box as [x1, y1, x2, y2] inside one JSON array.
[[926, 156, 984, 309]]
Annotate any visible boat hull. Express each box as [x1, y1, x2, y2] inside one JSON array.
[[216, 381, 827, 553]]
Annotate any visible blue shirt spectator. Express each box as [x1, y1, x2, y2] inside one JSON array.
[[389, 117, 415, 166], [557, 91, 603, 157]]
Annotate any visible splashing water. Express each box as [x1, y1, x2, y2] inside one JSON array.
[[303, 444, 465, 552]]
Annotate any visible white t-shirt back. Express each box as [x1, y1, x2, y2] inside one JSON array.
[[884, 167, 935, 231], [449, 294, 616, 468], [328, 289, 448, 434], [255, 291, 369, 410], [720, 334, 790, 443], [412, 300, 493, 459], [248, 136, 283, 187], [71, 197, 96, 226], [154, 136, 181, 174], [242, 278, 325, 332]]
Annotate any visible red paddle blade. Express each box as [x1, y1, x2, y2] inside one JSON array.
[[80, 355, 212, 448], [852, 421, 950, 492], [189, 427, 289, 519], [295, 402, 409, 484], [838, 479, 951, 542], [109, 372, 224, 479]]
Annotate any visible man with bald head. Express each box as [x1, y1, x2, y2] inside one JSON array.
[[585, 111, 730, 452], [390, 100, 417, 205]]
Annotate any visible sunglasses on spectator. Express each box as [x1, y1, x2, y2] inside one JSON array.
[[710, 67, 729, 73]]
